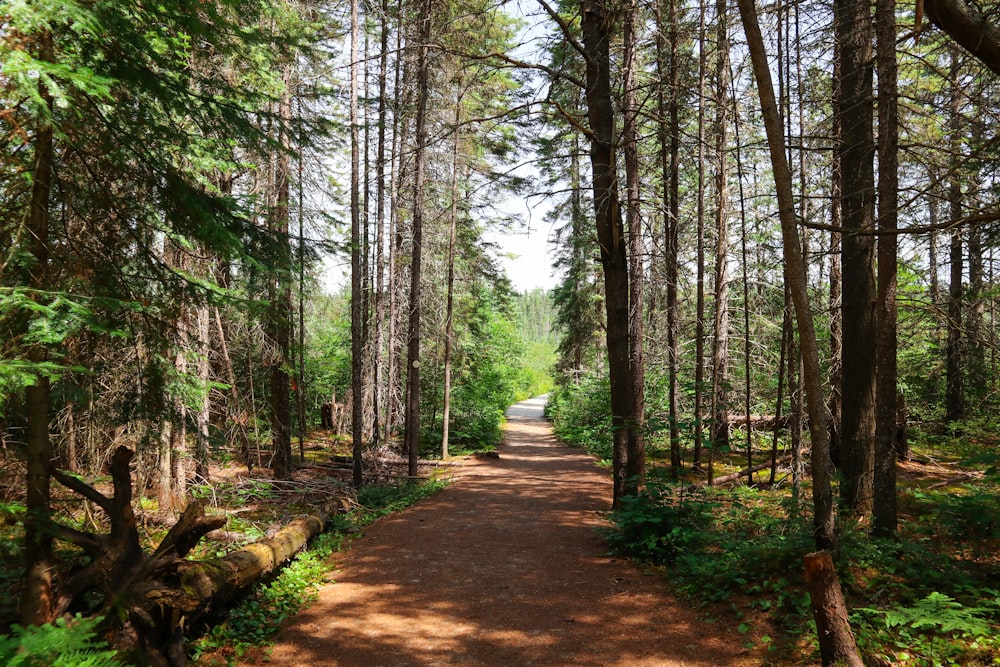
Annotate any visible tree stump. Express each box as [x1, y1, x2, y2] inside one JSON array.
[[803, 550, 863, 667]]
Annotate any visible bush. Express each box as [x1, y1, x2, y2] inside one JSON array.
[[547, 374, 613, 460], [604, 474, 716, 564]]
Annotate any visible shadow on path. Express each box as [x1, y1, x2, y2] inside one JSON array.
[[257, 397, 754, 666]]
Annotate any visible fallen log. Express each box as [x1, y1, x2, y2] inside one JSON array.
[[727, 414, 793, 430], [179, 513, 325, 607], [47, 446, 328, 667], [924, 470, 984, 490], [682, 454, 793, 492]]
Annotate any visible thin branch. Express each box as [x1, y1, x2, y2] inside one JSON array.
[[535, 0, 589, 62], [804, 210, 1000, 236]]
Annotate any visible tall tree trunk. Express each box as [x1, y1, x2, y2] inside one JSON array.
[[659, 0, 683, 475], [710, 0, 731, 483], [581, 0, 637, 508], [373, 0, 391, 446], [694, 0, 708, 468], [297, 101, 308, 461], [737, 0, 838, 552], [350, 0, 365, 487], [836, 0, 876, 515], [967, 221, 984, 388], [385, 0, 406, 447], [828, 19, 843, 468], [20, 27, 55, 626], [404, 0, 433, 477], [623, 0, 645, 494], [269, 85, 294, 479], [442, 96, 462, 460], [873, 0, 899, 537], [928, 190, 940, 304], [945, 52, 965, 423], [158, 420, 174, 511], [195, 305, 211, 482]]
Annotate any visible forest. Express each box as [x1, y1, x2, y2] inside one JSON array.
[[3, 0, 1000, 664]]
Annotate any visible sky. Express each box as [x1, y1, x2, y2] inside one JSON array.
[[486, 194, 559, 293], [319, 201, 560, 295]]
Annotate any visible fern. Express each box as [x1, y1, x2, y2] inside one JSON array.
[[0, 615, 122, 667], [879, 592, 996, 638]]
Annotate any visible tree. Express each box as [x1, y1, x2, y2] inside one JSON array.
[[736, 0, 861, 662], [580, 0, 641, 507], [404, 0, 433, 477], [18, 22, 56, 628], [709, 0, 732, 481], [835, 0, 877, 515], [874, 0, 899, 537], [351, 0, 365, 486], [622, 0, 646, 494]]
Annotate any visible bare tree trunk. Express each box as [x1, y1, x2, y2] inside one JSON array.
[[623, 0, 645, 494], [928, 190, 940, 304], [269, 85, 294, 479], [709, 0, 731, 484], [297, 100, 308, 461], [694, 0, 708, 469], [158, 420, 173, 511], [65, 401, 79, 472], [195, 305, 211, 483], [828, 25, 843, 467], [372, 0, 391, 446], [968, 221, 984, 388], [385, 0, 406, 447], [350, 0, 365, 487], [946, 51, 964, 423], [21, 27, 55, 625], [442, 96, 462, 460], [659, 0, 683, 475], [581, 0, 637, 508], [171, 311, 189, 506], [874, 0, 899, 537], [404, 0, 433, 477], [836, 0, 876, 515], [769, 308, 791, 485]]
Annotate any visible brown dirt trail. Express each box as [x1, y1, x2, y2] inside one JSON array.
[[256, 397, 756, 666]]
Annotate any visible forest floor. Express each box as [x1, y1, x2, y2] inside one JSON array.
[[244, 396, 762, 667]]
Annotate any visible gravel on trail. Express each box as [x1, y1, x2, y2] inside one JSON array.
[[255, 396, 757, 666]]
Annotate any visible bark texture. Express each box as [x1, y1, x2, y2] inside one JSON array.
[[803, 551, 864, 667], [581, 0, 638, 507], [835, 0, 877, 515]]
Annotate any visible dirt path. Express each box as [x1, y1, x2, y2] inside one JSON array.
[[259, 397, 756, 666]]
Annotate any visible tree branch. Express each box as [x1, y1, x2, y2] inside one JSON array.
[[803, 210, 1000, 236], [925, 0, 1000, 75]]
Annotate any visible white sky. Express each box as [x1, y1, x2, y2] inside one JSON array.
[[487, 194, 559, 293]]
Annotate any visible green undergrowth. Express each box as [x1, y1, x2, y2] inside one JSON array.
[[0, 614, 119, 667], [190, 477, 447, 665], [603, 468, 1000, 665]]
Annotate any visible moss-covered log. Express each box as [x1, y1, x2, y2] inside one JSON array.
[[178, 514, 326, 606], [47, 446, 328, 667]]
